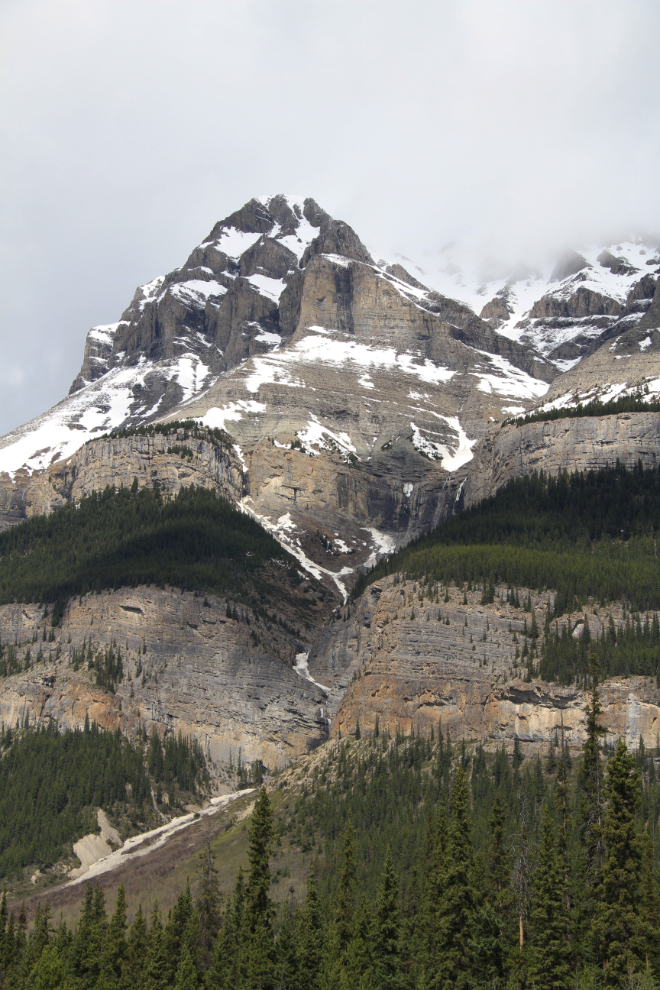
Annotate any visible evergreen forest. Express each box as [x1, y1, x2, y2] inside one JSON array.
[[508, 393, 660, 426], [0, 722, 208, 879], [5, 682, 660, 990], [0, 484, 298, 612], [353, 463, 660, 619]]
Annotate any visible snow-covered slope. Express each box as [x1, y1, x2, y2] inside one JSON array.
[[0, 195, 555, 481], [395, 239, 660, 371]]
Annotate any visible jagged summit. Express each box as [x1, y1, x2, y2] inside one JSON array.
[[0, 194, 659, 581]]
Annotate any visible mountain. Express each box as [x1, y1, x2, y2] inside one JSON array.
[[5, 196, 658, 590], [1, 194, 660, 775], [0, 196, 559, 574]]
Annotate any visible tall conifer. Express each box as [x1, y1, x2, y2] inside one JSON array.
[[592, 738, 648, 985], [371, 849, 403, 990], [529, 808, 570, 990]]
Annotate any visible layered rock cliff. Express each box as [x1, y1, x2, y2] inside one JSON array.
[[0, 586, 331, 770], [307, 574, 660, 753], [464, 411, 660, 508]]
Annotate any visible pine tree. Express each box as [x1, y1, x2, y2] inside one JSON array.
[[529, 808, 570, 990], [592, 738, 648, 985], [371, 848, 403, 990]]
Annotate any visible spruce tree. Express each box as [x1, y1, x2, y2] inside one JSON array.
[[298, 870, 323, 990], [145, 906, 169, 990], [640, 830, 660, 978], [122, 905, 148, 990], [469, 793, 513, 987], [208, 869, 245, 990], [164, 880, 194, 985], [334, 813, 357, 953], [416, 806, 447, 988], [529, 808, 570, 990], [196, 844, 222, 968], [247, 788, 275, 931], [371, 848, 403, 990], [436, 765, 474, 990], [274, 907, 298, 990], [100, 883, 128, 989], [579, 663, 606, 886], [174, 945, 199, 990], [592, 738, 648, 985], [29, 944, 67, 990], [339, 897, 375, 990]]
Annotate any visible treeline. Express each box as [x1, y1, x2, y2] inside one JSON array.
[[0, 484, 294, 610], [103, 419, 233, 448], [509, 392, 660, 427], [353, 463, 660, 617], [539, 611, 660, 685], [9, 695, 660, 990], [0, 722, 208, 879]]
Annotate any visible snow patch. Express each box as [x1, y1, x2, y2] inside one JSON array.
[[362, 527, 396, 569], [410, 416, 476, 471], [297, 414, 357, 459], [168, 280, 227, 307], [293, 652, 330, 694], [197, 400, 267, 432]]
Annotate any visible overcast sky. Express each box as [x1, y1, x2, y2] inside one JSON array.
[[1, 0, 659, 436]]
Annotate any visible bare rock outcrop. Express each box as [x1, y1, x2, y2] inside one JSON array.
[[464, 412, 660, 508]]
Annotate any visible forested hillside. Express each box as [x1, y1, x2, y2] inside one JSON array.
[[0, 484, 301, 614], [0, 723, 208, 879], [7, 678, 660, 990], [354, 463, 660, 618]]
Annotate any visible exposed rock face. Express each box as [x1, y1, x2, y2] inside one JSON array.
[[0, 588, 330, 770], [0, 430, 245, 531], [480, 288, 514, 327], [1, 193, 556, 564], [464, 412, 660, 508], [308, 575, 660, 752], [538, 318, 660, 410], [530, 285, 622, 319]]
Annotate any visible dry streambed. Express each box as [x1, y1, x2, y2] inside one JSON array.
[[67, 789, 255, 887]]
